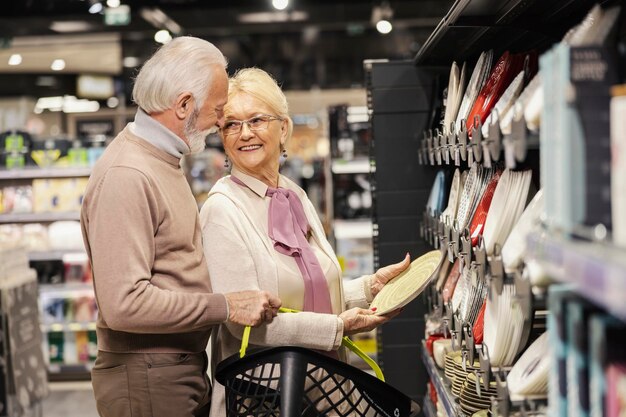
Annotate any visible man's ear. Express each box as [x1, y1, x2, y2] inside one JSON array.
[[174, 92, 194, 120]]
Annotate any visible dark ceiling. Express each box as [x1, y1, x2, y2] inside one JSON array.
[[0, 0, 455, 99]]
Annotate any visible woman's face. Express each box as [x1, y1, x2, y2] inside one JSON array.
[[221, 92, 286, 179]]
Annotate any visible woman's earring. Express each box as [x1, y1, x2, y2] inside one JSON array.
[[281, 148, 288, 159], [224, 154, 230, 168]]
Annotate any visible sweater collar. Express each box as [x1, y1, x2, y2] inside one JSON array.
[[129, 108, 190, 158], [231, 166, 288, 198]]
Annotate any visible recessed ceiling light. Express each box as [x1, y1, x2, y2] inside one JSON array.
[[89, 2, 104, 14], [8, 54, 22, 66], [154, 29, 172, 44], [376, 19, 393, 34], [106, 0, 121, 7], [272, 0, 289, 10], [51, 59, 66, 71]]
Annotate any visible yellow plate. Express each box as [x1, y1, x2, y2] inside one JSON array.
[[370, 250, 444, 315]]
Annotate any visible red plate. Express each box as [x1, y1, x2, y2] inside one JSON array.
[[466, 51, 525, 136]]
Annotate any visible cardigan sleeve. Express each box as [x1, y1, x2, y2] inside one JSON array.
[[200, 193, 343, 351]]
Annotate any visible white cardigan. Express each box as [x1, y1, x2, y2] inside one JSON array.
[[200, 169, 372, 416]]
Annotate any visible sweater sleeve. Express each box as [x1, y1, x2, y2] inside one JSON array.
[[201, 195, 343, 351], [86, 167, 228, 334]]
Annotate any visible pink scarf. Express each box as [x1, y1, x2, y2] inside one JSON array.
[[231, 176, 333, 314]]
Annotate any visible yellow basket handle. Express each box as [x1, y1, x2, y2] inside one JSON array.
[[238, 307, 385, 381]]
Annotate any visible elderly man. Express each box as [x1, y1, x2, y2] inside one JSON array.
[[81, 37, 281, 417]]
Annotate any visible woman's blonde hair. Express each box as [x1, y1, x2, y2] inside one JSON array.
[[228, 68, 294, 142], [132, 36, 227, 113]]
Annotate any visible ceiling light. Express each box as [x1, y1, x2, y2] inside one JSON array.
[[8, 54, 22, 66], [51, 59, 66, 71], [376, 20, 393, 34], [154, 29, 172, 44], [272, 0, 289, 10], [89, 2, 104, 14], [106, 0, 121, 7], [371, 2, 394, 35]]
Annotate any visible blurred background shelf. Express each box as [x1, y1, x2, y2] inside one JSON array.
[[28, 250, 86, 262], [331, 158, 374, 174], [0, 167, 91, 180], [527, 233, 626, 322], [42, 322, 97, 333], [0, 211, 81, 223]]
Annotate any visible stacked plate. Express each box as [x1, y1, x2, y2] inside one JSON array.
[[456, 50, 493, 132], [460, 372, 498, 415], [482, 169, 533, 255], [500, 74, 541, 135], [440, 168, 461, 225], [482, 70, 525, 137], [451, 354, 481, 396], [483, 283, 528, 367], [456, 165, 495, 231], [442, 62, 467, 134], [441, 259, 461, 303], [502, 189, 544, 272], [426, 170, 448, 217], [444, 350, 462, 380], [507, 332, 550, 396]]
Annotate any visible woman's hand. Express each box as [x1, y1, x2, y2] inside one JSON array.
[[339, 307, 402, 336], [369, 253, 411, 298]]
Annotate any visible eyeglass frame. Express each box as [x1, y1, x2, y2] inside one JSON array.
[[221, 114, 284, 136]]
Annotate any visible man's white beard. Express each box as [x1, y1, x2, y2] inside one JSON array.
[[184, 109, 217, 154]]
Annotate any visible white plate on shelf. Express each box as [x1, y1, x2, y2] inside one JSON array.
[[507, 332, 550, 395]]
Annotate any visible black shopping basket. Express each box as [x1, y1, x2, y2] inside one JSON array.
[[215, 309, 420, 417]]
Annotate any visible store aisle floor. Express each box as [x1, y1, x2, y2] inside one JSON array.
[[44, 382, 98, 417]]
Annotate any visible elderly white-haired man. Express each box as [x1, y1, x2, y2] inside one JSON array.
[[81, 36, 281, 417]]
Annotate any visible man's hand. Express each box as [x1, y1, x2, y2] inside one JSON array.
[[339, 307, 402, 336], [370, 253, 411, 298], [224, 290, 282, 327]]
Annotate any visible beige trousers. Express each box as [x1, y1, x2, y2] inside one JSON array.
[[91, 351, 211, 417]]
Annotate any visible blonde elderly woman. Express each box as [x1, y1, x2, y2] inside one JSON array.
[[200, 68, 410, 415]]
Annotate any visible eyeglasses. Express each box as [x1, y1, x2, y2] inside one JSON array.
[[222, 114, 283, 136]]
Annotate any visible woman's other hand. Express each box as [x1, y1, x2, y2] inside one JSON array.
[[339, 307, 402, 336], [369, 253, 411, 298]]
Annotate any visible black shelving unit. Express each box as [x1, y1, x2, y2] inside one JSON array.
[[414, 0, 601, 65], [365, 59, 446, 403]]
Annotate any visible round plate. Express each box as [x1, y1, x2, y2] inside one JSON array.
[[370, 250, 444, 315]]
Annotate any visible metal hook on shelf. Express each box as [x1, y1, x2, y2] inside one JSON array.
[[478, 343, 492, 392], [434, 128, 443, 166], [495, 369, 511, 417], [448, 120, 457, 162], [458, 120, 468, 162], [487, 108, 503, 162], [426, 129, 435, 166], [464, 323, 476, 364], [470, 114, 484, 164]]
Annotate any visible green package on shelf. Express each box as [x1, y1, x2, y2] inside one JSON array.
[[68, 147, 88, 166], [4, 133, 25, 152], [5, 152, 25, 169]]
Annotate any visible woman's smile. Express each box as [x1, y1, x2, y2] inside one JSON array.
[[239, 144, 263, 151]]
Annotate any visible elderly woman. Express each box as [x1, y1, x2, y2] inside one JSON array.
[[200, 67, 410, 415]]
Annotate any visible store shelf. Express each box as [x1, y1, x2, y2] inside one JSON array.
[[48, 363, 93, 382], [333, 219, 373, 240], [421, 342, 458, 417], [414, 0, 598, 65], [0, 167, 91, 180], [423, 397, 437, 417], [0, 211, 80, 223], [527, 233, 626, 322], [28, 250, 86, 262], [39, 282, 93, 298], [331, 158, 374, 174], [42, 322, 97, 333]]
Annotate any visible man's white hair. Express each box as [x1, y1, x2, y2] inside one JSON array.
[[132, 36, 227, 113]]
